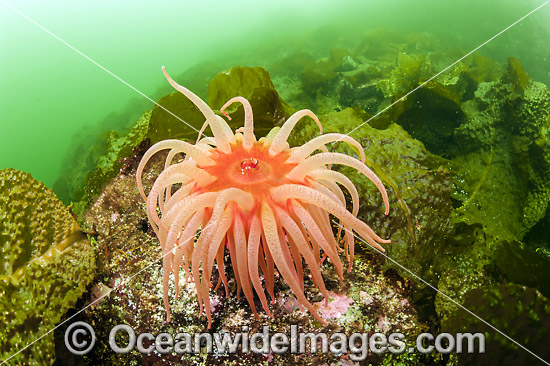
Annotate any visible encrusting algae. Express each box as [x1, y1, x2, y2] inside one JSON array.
[[0, 168, 95, 365]]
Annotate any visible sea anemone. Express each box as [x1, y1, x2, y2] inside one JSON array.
[[136, 67, 390, 328]]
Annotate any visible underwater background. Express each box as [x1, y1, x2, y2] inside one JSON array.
[[1, 0, 549, 190], [2, 0, 550, 365]]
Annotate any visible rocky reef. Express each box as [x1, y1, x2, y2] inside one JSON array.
[[3, 29, 550, 366]]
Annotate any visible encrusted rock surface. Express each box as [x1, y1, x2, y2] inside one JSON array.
[[0, 169, 96, 365]]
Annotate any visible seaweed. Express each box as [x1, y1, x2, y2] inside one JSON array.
[[207, 66, 296, 136]]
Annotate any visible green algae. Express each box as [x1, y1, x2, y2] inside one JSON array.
[[0, 168, 96, 365], [418, 58, 550, 363], [449, 58, 550, 294]]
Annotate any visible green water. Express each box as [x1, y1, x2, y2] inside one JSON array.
[[1, 0, 549, 192]]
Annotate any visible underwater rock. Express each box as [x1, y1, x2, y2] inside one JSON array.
[[441, 282, 550, 365], [65, 148, 427, 366], [0, 168, 96, 365]]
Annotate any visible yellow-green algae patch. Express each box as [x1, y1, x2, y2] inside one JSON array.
[[0, 168, 96, 365]]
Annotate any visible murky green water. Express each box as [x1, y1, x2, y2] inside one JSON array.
[[1, 0, 549, 191]]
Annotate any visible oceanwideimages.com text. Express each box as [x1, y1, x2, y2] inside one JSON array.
[[65, 322, 486, 361]]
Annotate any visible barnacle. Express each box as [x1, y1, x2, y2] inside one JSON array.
[[137, 67, 390, 327]]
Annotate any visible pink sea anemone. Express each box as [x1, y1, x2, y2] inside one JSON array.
[[136, 67, 390, 328]]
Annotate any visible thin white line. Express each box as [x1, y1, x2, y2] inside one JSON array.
[[3, 0, 549, 364], [344, 0, 550, 138], [338, 1, 550, 364], [0, 2, 211, 363], [333, 221, 550, 365], [1, 1, 202, 136], [0, 222, 213, 365]]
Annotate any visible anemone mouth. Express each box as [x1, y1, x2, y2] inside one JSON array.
[[136, 67, 391, 328], [200, 140, 298, 195], [240, 157, 259, 172]]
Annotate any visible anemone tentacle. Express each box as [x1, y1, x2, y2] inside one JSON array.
[[172, 209, 204, 297], [309, 180, 346, 208], [162, 67, 233, 153], [291, 200, 344, 278], [163, 181, 196, 214], [309, 169, 360, 216], [137, 139, 214, 201], [221, 97, 256, 150], [204, 189, 255, 277], [269, 109, 323, 156], [147, 168, 213, 233], [137, 73, 390, 328], [288, 152, 390, 214], [275, 205, 330, 302], [247, 214, 273, 315], [312, 175, 347, 208], [215, 241, 230, 298], [272, 184, 389, 248], [160, 148, 184, 212], [289, 133, 366, 163], [261, 203, 327, 325], [233, 211, 258, 316]]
